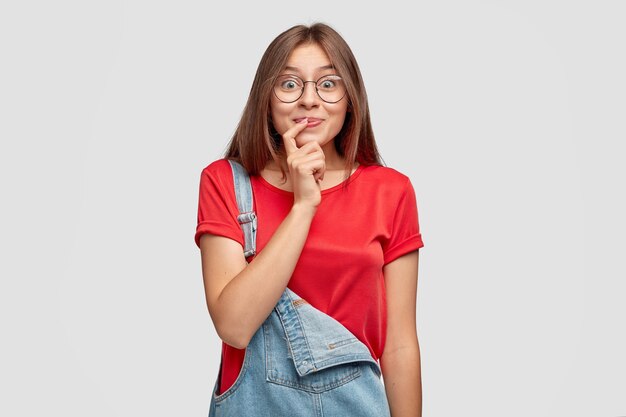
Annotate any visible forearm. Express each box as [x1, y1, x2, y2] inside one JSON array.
[[381, 341, 422, 417], [214, 203, 316, 347]]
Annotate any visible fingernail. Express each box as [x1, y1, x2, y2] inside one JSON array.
[[299, 117, 308, 124]]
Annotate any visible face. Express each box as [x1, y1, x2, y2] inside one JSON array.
[[270, 43, 349, 151]]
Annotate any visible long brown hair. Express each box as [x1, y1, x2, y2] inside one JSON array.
[[225, 23, 382, 176]]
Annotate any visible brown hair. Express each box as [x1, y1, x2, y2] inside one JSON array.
[[225, 23, 382, 176]]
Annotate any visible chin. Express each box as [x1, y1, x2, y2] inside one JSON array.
[[295, 135, 332, 147]]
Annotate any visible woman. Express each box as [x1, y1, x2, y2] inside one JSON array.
[[195, 23, 424, 416]]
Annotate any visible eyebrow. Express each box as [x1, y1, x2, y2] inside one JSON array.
[[284, 64, 335, 72]]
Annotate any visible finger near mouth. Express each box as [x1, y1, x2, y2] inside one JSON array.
[[293, 118, 321, 127]]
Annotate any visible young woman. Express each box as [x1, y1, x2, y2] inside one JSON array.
[[195, 23, 424, 416]]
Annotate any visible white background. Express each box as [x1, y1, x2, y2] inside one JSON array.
[[1, 1, 625, 416]]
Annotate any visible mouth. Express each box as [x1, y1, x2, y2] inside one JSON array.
[[294, 117, 323, 128]]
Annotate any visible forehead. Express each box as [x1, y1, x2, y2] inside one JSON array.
[[284, 43, 332, 72]]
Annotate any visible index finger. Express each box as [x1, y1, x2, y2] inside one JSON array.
[[282, 118, 308, 155]]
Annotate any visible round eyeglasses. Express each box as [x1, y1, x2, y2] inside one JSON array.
[[273, 74, 347, 104]]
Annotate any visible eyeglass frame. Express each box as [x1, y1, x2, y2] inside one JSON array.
[[272, 74, 347, 104]]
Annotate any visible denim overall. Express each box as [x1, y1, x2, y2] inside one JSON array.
[[207, 161, 390, 417]]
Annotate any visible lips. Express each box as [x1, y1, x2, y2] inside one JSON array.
[[293, 117, 323, 123], [293, 117, 323, 128]]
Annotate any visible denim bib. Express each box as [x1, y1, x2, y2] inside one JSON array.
[[208, 161, 390, 417]]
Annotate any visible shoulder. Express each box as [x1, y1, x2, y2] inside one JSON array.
[[198, 159, 237, 194], [201, 158, 234, 177], [359, 164, 412, 192], [354, 165, 417, 211], [200, 159, 238, 184]]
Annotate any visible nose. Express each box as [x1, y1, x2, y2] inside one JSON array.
[[299, 81, 320, 108]]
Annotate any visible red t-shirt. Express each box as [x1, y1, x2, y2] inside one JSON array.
[[195, 159, 424, 394]]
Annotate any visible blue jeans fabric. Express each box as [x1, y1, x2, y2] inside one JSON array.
[[208, 288, 390, 417]]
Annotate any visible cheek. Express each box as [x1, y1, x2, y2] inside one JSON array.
[[270, 103, 293, 134], [328, 106, 348, 132]]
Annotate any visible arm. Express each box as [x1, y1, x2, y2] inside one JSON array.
[[200, 118, 324, 349], [200, 203, 315, 348], [380, 250, 422, 417]]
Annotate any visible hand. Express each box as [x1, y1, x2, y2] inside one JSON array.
[[282, 118, 326, 209]]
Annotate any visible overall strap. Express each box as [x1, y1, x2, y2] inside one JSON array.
[[228, 160, 257, 258]]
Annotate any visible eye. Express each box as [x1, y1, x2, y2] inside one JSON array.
[[277, 76, 302, 90], [318, 75, 342, 90]]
